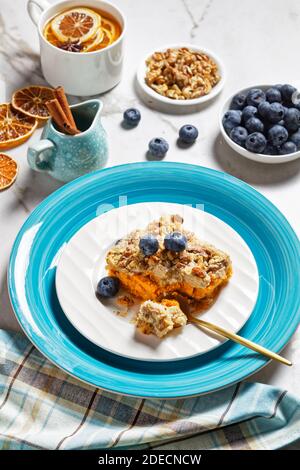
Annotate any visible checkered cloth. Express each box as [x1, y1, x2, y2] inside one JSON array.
[[0, 329, 300, 450]]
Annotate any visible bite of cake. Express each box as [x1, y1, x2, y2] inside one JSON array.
[[136, 299, 187, 338]]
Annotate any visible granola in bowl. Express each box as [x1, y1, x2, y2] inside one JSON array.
[[145, 47, 220, 100]]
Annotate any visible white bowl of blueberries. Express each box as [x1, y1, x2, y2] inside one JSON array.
[[220, 84, 300, 163]]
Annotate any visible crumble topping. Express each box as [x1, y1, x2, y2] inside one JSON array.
[[106, 214, 231, 290], [136, 300, 187, 338]]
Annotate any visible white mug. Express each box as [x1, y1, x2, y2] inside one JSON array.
[[27, 0, 126, 96]]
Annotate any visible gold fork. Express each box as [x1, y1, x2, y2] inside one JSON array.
[[187, 314, 292, 366]]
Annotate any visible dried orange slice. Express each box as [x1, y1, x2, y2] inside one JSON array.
[[12, 86, 55, 121], [0, 153, 18, 190], [51, 8, 101, 43], [0, 103, 37, 150]]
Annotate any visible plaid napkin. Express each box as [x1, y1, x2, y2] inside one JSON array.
[[0, 329, 300, 450]]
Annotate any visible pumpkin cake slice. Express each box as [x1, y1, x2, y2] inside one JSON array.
[[106, 214, 232, 303]]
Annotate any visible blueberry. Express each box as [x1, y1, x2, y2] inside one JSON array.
[[245, 132, 267, 153], [230, 92, 247, 110], [179, 124, 198, 143], [266, 87, 282, 103], [268, 125, 289, 147], [123, 108, 141, 126], [97, 276, 120, 298], [245, 117, 264, 133], [284, 108, 300, 132], [230, 126, 248, 147], [164, 232, 187, 252], [278, 141, 297, 155], [266, 102, 285, 123], [264, 143, 278, 155], [274, 84, 283, 93], [139, 234, 159, 256], [281, 84, 297, 104], [258, 101, 270, 119], [246, 88, 266, 107], [291, 92, 300, 110], [291, 90, 300, 108], [242, 105, 258, 122], [290, 130, 300, 150], [148, 137, 169, 158], [222, 110, 242, 134]]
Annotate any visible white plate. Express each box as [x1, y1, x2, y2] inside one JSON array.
[[136, 44, 226, 113], [55, 202, 259, 361]]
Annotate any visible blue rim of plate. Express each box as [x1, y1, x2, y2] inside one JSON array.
[[8, 162, 300, 398]]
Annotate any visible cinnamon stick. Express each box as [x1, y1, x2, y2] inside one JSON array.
[[54, 86, 78, 131], [46, 99, 80, 135]]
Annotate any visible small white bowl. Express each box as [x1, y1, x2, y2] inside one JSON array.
[[136, 43, 226, 113], [220, 84, 300, 164]]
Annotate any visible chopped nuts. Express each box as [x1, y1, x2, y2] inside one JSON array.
[[145, 48, 220, 100], [192, 267, 206, 278]]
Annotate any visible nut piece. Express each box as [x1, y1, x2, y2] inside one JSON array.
[[145, 48, 220, 100]]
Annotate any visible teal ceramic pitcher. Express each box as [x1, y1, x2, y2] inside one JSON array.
[[27, 99, 108, 182]]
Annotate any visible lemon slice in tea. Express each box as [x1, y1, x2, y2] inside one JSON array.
[[51, 8, 101, 44], [101, 18, 118, 40], [44, 22, 61, 47], [97, 28, 113, 50], [84, 29, 104, 52]]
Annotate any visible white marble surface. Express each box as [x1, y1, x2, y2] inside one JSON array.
[[0, 0, 300, 405]]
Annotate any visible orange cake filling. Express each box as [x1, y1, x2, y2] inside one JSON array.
[[109, 267, 232, 301]]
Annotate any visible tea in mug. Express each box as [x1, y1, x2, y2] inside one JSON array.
[[43, 6, 121, 53]]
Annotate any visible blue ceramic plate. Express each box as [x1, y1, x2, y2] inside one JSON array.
[[8, 163, 300, 398]]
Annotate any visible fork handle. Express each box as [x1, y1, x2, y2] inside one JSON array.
[[191, 317, 292, 366]]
